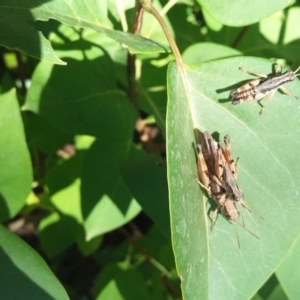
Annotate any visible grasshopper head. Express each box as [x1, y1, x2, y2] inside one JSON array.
[[222, 200, 239, 222], [286, 66, 300, 80], [285, 70, 297, 81]]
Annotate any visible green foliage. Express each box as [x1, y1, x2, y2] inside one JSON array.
[[0, 90, 32, 220], [198, 0, 292, 26], [0, 0, 167, 64], [1, 0, 300, 299], [0, 225, 69, 299]]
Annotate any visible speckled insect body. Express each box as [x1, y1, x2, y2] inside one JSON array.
[[231, 64, 300, 114]]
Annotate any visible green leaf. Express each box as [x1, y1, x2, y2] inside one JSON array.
[[0, 2, 64, 65], [0, 1, 167, 64], [166, 2, 206, 50], [39, 212, 80, 258], [257, 275, 289, 300], [24, 50, 136, 139], [138, 61, 167, 133], [264, 285, 289, 300], [0, 225, 69, 299], [93, 264, 152, 300], [182, 42, 241, 65], [81, 139, 141, 241], [260, 7, 300, 45], [76, 230, 103, 257], [140, 226, 175, 269], [167, 57, 300, 300], [276, 236, 300, 300], [47, 151, 86, 223], [198, 0, 292, 26], [121, 152, 170, 237], [0, 89, 32, 220], [24, 113, 72, 155]]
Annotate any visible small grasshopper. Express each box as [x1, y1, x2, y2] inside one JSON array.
[[223, 135, 238, 179], [218, 134, 259, 214], [216, 142, 243, 202], [231, 64, 300, 114]]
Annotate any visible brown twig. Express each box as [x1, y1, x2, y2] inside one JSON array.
[[127, 1, 144, 114], [231, 26, 249, 48]]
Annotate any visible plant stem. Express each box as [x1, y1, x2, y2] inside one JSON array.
[[141, 0, 190, 95], [127, 1, 144, 115]]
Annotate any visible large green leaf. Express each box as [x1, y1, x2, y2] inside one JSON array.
[[0, 0, 167, 64], [47, 151, 86, 224], [81, 139, 141, 241], [24, 48, 136, 139], [121, 152, 170, 237], [182, 42, 241, 65], [0, 89, 32, 220], [24, 113, 72, 154], [0, 225, 69, 299], [93, 264, 152, 300], [276, 235, 300, 300], [167, 57, 300, 300], [198, 0, 292, 26], [260, 7, 300, 45], [47, 144, 141, 242]]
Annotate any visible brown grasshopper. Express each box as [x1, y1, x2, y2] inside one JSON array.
[[231, 64, 300, 114], [201, 132, 244, 205], [196, 132, 260, 245], [196, 143, 239, 228]]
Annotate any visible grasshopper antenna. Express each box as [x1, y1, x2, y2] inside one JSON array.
[[239, 200, 264, 220], [233, 223, 240, 249], [294, 65, 300, 75], [233, 205, 260, 241], [237, 222, 260, 240]]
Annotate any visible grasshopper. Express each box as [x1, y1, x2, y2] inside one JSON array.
[[231, 64, 300, 114], [196, 140, 259, 246], [201, 132, 244, 204], [196, 133, 243, 223], [196, 143, 239, 227], [216, 142, 243, 202], [223, 135, 238, 179], [218, 134, 259, 214]]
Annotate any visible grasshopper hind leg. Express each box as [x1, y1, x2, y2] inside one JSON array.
[[238, 67, 269, 79], [259, 90, 275, 115], [209, 207, 219, 230], [279, 86, 299, 100]]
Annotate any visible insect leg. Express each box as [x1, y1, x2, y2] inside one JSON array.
[[210, 193, 227, 229], [210, 207, 219, 230], [279, 86, 299, 100], [195, 177, 211, 194], [240, 199, 264, 220], [236, 222, 260, 240], [259, 90, 275, 114], [233, 223, 240, 249], [274, 63, 282, 75], [238, 67, 268, 78]]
